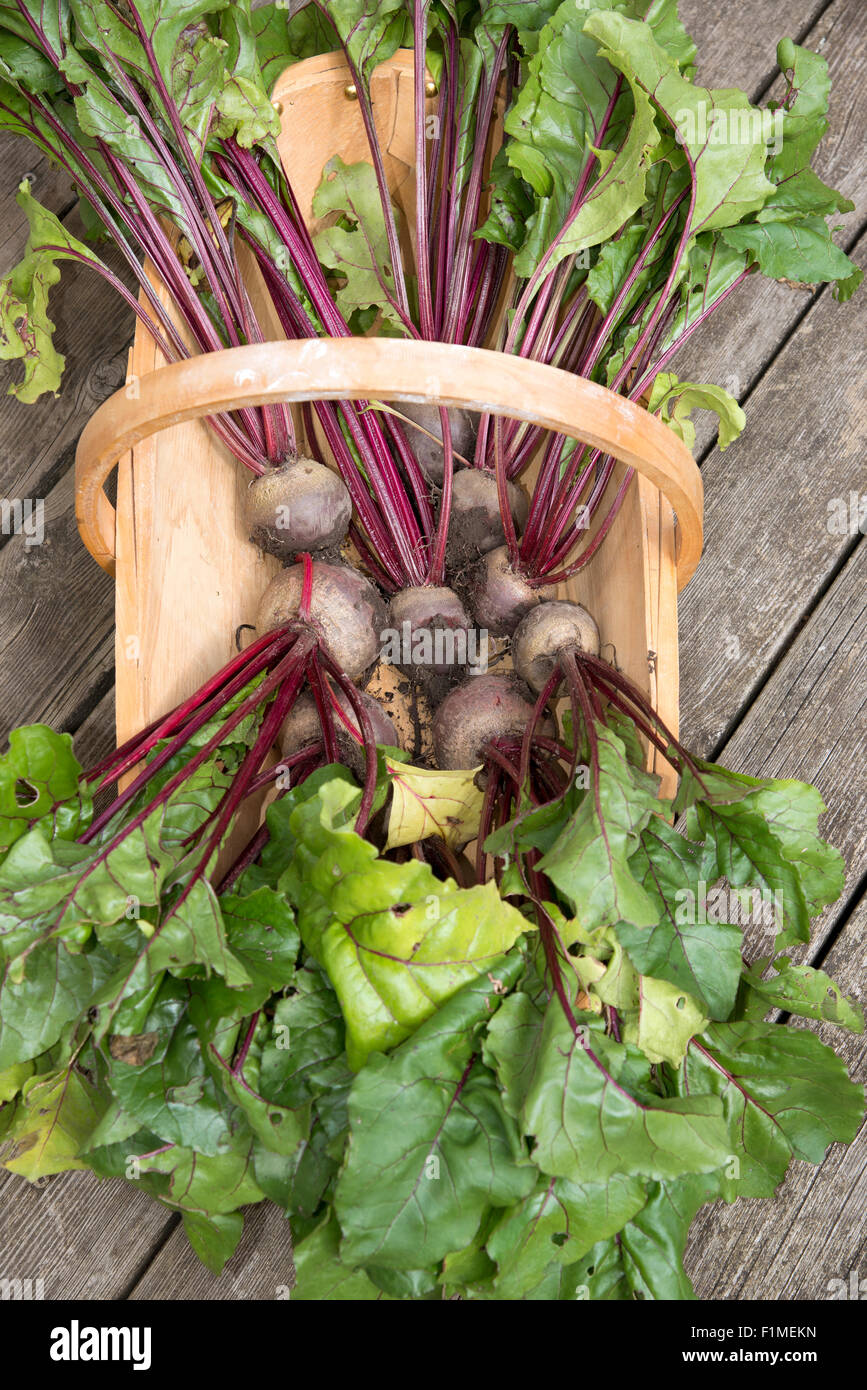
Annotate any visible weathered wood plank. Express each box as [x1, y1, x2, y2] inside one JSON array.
[[0, 219, 136, 503], [70, 687, 116, 770], [686, 892, 867, 1300], [678, 229, 866, 757], [128, 1202, 294, 1301], [0, 468, 115, 740], [676, 0, 867, 454], [0, 1167, 174, 1299], [0, 137, 76, 277], [702, 540, 866, 950], [679, 0, 829, 94]]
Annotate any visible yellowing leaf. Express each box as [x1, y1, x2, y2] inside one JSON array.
[[627, 976, 708, 1066], [1, 1065, 103, 1179], [385, 761, 484, 850]]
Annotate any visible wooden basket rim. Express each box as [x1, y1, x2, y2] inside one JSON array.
[[74, 336, 703, 586]]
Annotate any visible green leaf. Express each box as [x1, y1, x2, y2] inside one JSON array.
[[333, 960, 534, 1269], [210, 1013, 310, 1158], [135, 1132, 266, 1216], [621, 974, 707, 1067], [618, 816, 743, 1020], [760, 41, 853, 224], [314, 0, 410, 84], [572, 1171, 719, 1300], [252, 2, 338, 90], [486, 0, 660, 279], [94, 980, 234, 1156], [486, 1172, 647, 1299], [0, 1057, 33, 1103], [538, 723, 663, 934], [680, 1021, 865, 1198], [1, 1063, 104, 1178], [585, 11, 774, 239], [0, 939, 115, 1069], [486, 992, 729, 1183], [181, 1209, 244, 1276], [313, 155, 408, 333], [585, 223, 647, 314], [291, 1214, 394, 1301], [720, 216, 859, 287], [0, 182, 103, 401], [743, 960, 863, 1032], [0, 725, 91, 856], [285, 777, 530, 1068], [647, 371, 745, 451], [258, 963, 349, 1110], [677, 763, 845, 948], [213, 0, 282, 148]]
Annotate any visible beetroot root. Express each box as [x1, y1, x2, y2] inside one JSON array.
[[512, 600, 600, 692], [244, 458, 351, 560], [433, 673, 555, 770], [256, 560, 386, 680]]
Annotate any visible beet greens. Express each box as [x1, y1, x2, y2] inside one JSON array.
[[0, 0, 862, 1300]]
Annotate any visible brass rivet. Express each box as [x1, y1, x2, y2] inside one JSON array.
[[344, 82, 358, 100], [424, 77, 438, 98], [272, 99, 283, 116]]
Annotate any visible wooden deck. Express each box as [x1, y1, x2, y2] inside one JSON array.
[[0, 0, 864, 1300]]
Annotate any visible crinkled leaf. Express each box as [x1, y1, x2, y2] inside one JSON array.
[[618, 816, 743, 1020], [285, 777, 530, 1067], [680, 1021, 865, 1198], [181, 1208, 245, 1276], [291, 1213, 394, 1301], [0, 182, 103, 401], [334, 960, 534, 1269], [647, 370, 745, 451], [572, 1171, 720, 1300], [135, 1132, 266, 1216], [385, 760, 484, 849], [253, 1, 338, 89], [486, 1171, 647, 1299], [0, 725, 90, 856], [94, 980, 235, 1156], [0, 939, 115, 1069], [743, 959, 863, 1032], [537, 723, 663, 934], [721, 216, 859, 288], [487, 993, 729, 1183], [678, 763, 845, 948], [313, 155, 407, 332], [585, 12, 773, 239], [1, 1063, 104, 1178], [259, 962, 349, 1110]]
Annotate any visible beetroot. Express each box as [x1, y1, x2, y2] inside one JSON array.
[[469, 545, 552, 638], [386, 585, 476, 679], [433, 672, 555, 770], [396, 401, 477, 484], [244, 458, 352, 560], [279, 686, 399, 778], [256, 560, 386, 680], [446, 469, 529, 570], [512, 600, 600, 692]]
